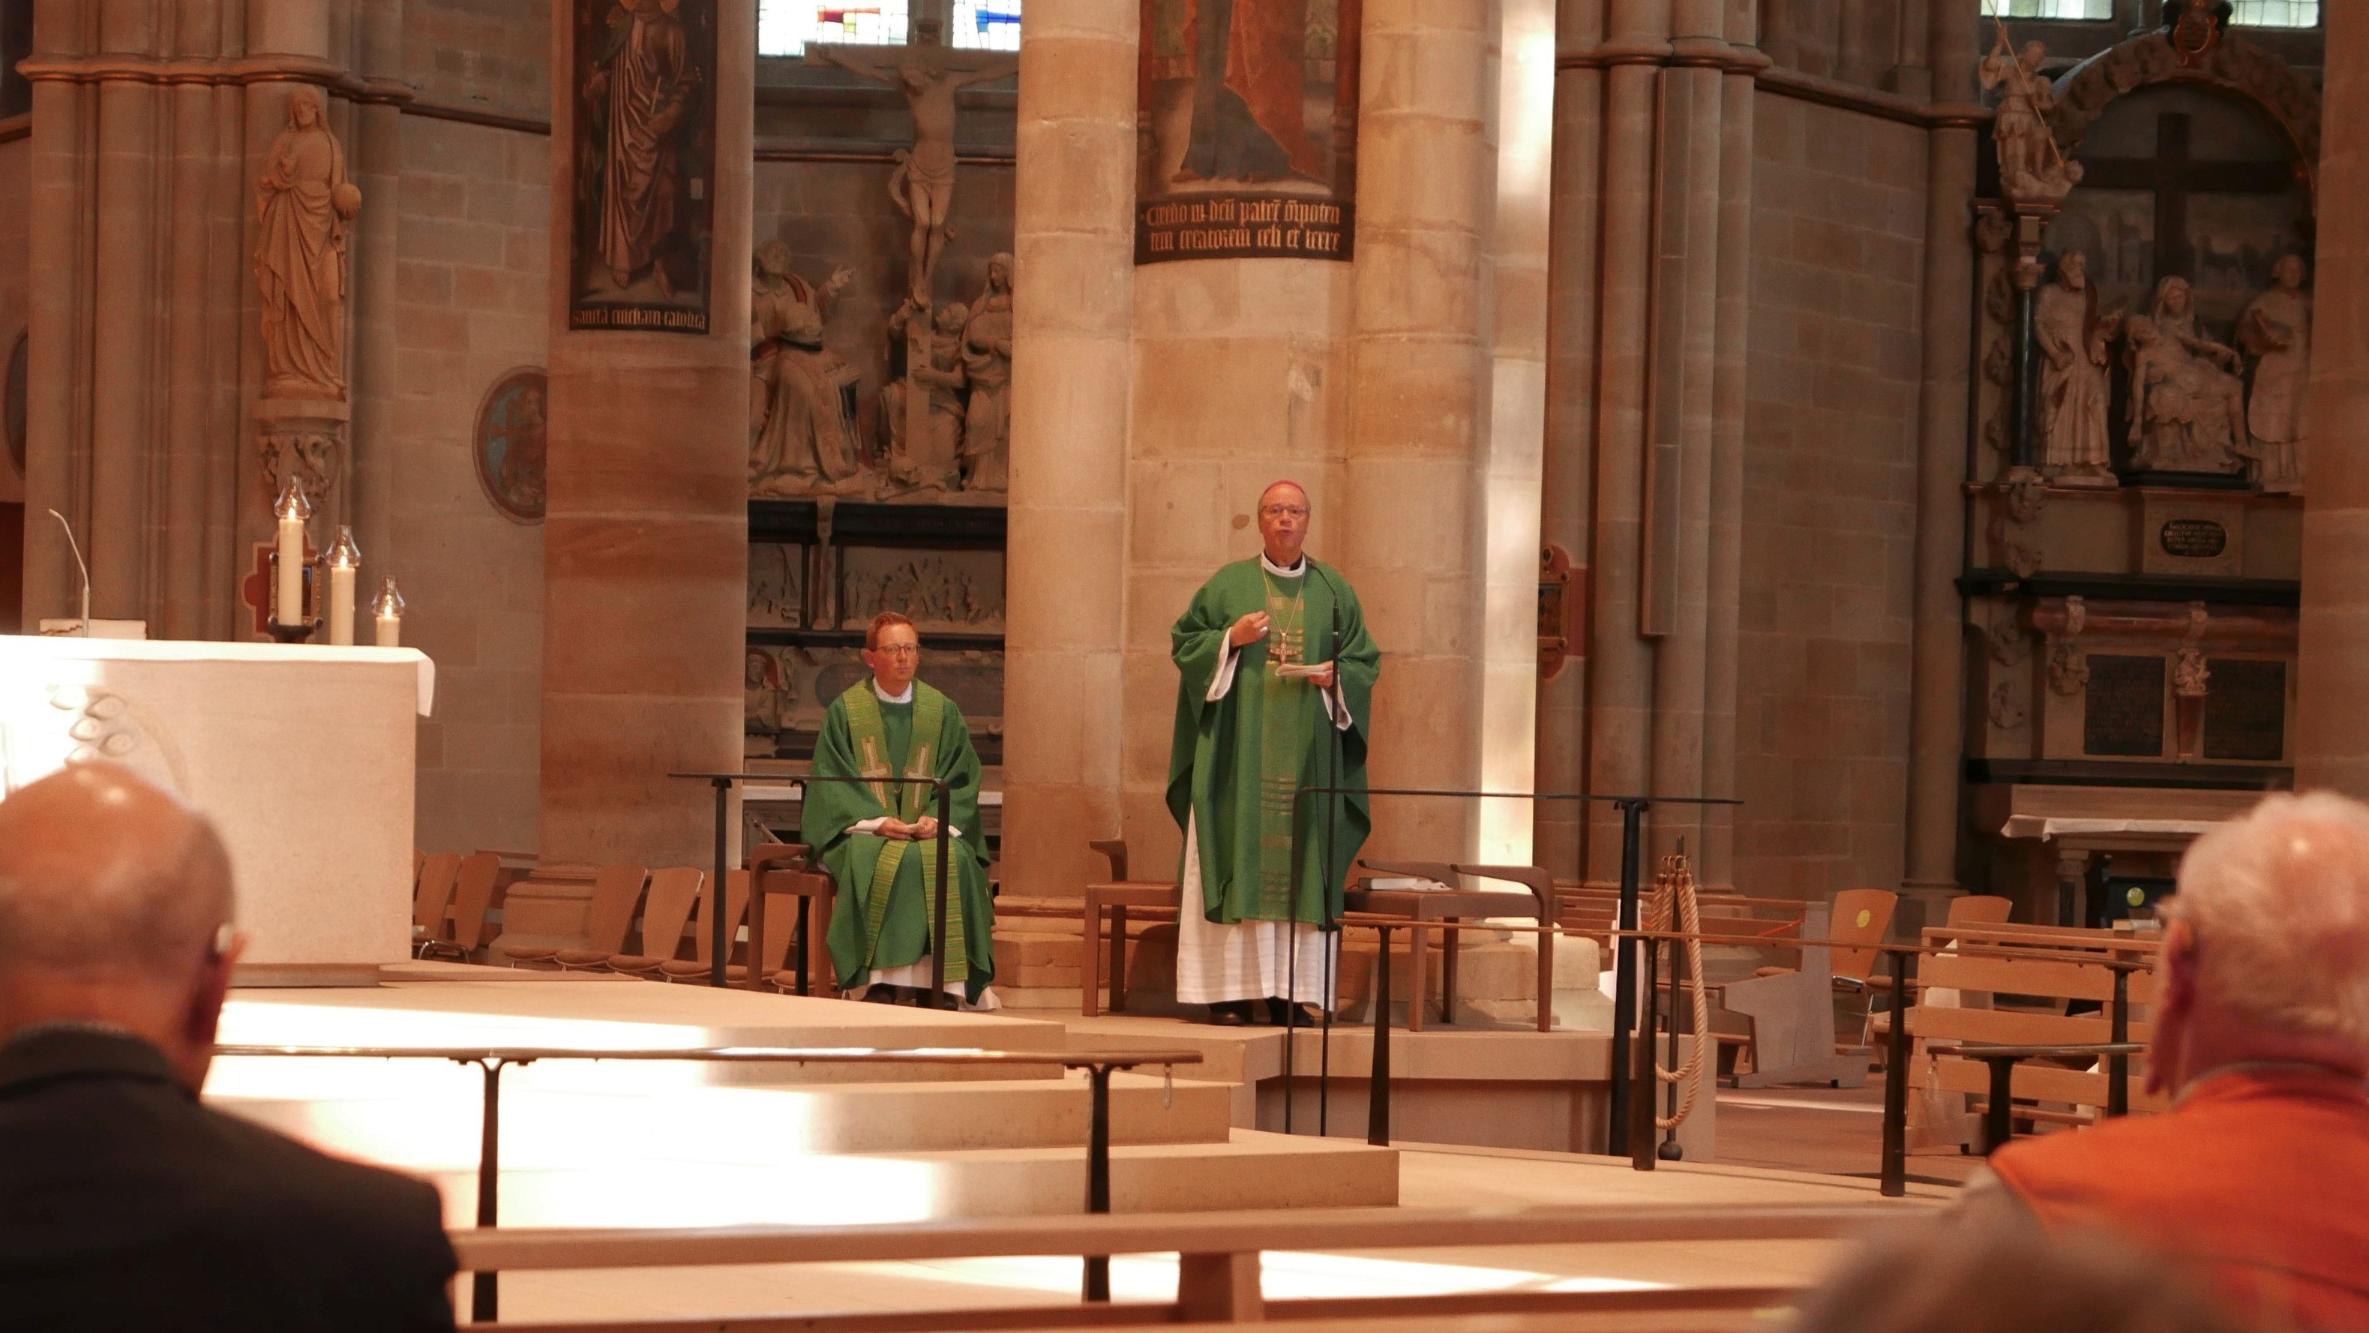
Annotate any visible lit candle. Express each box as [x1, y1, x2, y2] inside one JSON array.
[[371, 576, 406, 648], [326, 527, 361, 646], [273, 479, 312, 627]]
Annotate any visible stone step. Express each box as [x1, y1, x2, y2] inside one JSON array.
[[220, 1069, 1234, 1161], [413, 1129, 1398, 1227]]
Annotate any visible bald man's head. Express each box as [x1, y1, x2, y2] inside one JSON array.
[[0, 764, 237, 1082]]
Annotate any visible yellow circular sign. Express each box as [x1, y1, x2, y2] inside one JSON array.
[[2127, 887, 2146, 907], [1854, 909, 1872, 929]]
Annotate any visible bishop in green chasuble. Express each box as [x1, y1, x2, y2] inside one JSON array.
[[801, 615, 995, 1007], [1166, 482, 1379, 1016]]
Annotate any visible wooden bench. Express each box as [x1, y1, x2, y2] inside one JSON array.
[[447, 1200, 1903, 1330], [1896, 928, 2164, 1148]]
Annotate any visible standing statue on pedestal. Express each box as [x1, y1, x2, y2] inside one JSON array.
[[2238, 254, 2313, 492], [255, 89, 362, 400], [1981, 31, 2082, 207], [2035, 251, 2119, 484], [749, 240, 862, 494], [812, 19, 1018, 304], [959, 253, 1014, 493], [882, 298, 969, 493]]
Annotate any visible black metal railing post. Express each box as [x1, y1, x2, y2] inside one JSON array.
[[1083, 1063, 1113, 1302], [930, 778, 953, 1009], [1368, 922, 1392, 1147], [463, 1055, 530, 1321], [1880, 946, 1911, 1198], [1606, 797, 1648, 1156], [708, 777, 732, 988], [2107, 965, 2132, 1117]]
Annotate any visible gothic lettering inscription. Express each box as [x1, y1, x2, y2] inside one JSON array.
[[2159, 519, 2228, 559]]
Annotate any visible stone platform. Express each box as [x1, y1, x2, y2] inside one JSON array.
[[206, 964, 1398, 1229]]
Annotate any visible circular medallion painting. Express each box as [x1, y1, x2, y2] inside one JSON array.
[[5, 332, 26, 478], [474, 367, 548, 523]]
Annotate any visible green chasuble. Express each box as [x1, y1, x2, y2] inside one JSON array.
[[801, 680, 995, 1002], [1166, 557, 1380, 926]]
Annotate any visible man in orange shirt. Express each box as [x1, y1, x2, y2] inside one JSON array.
[[1978, 791, 2369, 1329]]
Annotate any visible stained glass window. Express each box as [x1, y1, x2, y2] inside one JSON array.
[[759, 1, 1020, 57], [758, 0, 910, 58], [2229, 0, 2318, 27], [1979, 0, 2112, 18]]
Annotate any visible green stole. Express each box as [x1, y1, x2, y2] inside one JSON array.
[[838, 680, 967, 984], [1253, 568, 1317, 920]]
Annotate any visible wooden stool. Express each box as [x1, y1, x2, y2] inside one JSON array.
[[1082, 838, 1176, 1017], [748, 843, 835, 996], [1347, 859, 1555, 1033]]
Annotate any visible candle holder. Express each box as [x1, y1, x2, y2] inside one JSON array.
[[265, 548, 321, 643]]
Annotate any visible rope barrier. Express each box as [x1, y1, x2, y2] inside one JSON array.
[[1643, 852, 1710, 1132]]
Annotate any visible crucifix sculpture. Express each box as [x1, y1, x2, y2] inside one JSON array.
[[806, 7, 1017, 306]]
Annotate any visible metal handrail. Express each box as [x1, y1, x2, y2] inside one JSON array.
[[214, 1042, 1202, 1319]]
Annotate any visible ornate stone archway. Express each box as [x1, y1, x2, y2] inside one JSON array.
[[2048, 25, 2323, 204]]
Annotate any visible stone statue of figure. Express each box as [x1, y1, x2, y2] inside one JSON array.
[[2127, 275, 2247, 474], [1980, 31, 2082, 206], [254, 88, 362, 400], [586, 0, 700, 294], [2237, 253, 2312, 491], [959, 252, 1014, 492], [882, 298, 969, 492], [749, 240, 862, 494], [811, 19, 1017, 304], [2034, 251, 2119, 483]]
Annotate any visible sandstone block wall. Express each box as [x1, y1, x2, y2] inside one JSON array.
[[1735, 92, 1928, 898]]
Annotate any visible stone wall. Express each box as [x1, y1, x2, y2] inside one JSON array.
[[0, 133, 26, 508], [404, 0, 551, 117], [1734, 91, 1928, 898], [392, 112, 549, 856]]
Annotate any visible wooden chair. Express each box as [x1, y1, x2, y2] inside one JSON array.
[[604, 868, 707, 979], [1082, 838, 1178, 1017], [418, 851, 502, 962], [1945, 894, 2014, 932], [1701, 888, 1897, 1089], [411, 852, 461, 958], [658, 869, 751, 983], [747, 842, 835, 996], [506, 865, 647, 970]]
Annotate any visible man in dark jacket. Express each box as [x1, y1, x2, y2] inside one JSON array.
[[0, 762, 458, 1330]]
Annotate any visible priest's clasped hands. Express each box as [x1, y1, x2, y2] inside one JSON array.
[[874, 816, 943, 841], [1227, 611, 1336, 688]]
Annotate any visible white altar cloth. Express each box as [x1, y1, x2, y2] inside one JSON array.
[[0, 636, 435, 982]]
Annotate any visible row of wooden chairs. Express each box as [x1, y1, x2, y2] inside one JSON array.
[[500, 861, 831, 990], [411, 851, 503, 961]]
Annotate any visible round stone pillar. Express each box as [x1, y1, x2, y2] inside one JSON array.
[[999, 0, 1138, 897], [2297, 4, 2369, 792], [1341, 0, 1497, 862], [1901, 0, 1980, 893], [537, 0, 753, 865]]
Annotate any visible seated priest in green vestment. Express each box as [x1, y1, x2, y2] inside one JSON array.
[[801, 612, 996, 1008], [1166, 480, 1379, 1026]]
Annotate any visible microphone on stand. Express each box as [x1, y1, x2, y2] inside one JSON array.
[[47, 509, 92, 638]]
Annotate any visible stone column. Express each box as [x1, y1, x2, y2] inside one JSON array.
[[1479, 0, 1556, 864], [349, 0, 408, 583], [1535, 0, 1607, 879], [22, 0, 255, 635], [2297, 3, 2369, 793], [999, 0, 1137, 897], [1700, 1, 1762, 888], [1580, 0, 1674, 885], [1901, 0, 1981, 898], [538, 0, 752, 865], [1341, 0, 1497, 862]]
